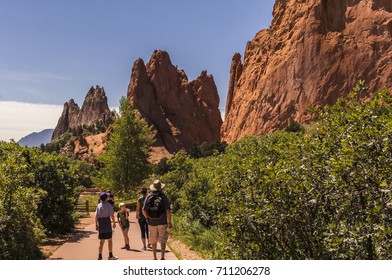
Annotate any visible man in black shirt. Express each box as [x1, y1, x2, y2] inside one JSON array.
[[142, 180, 172, 260]]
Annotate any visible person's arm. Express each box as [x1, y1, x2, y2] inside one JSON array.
[[95, 215, 99, 231], [117, 213, 122, 230], [166, 209, 172, 228], [164, 196, 172, 227], [95, 207, 99, 231], [142, 195, 149, 220], [111, 214, 116, 228], [142, 210, 148, 220], [136, 200, 140, 219]]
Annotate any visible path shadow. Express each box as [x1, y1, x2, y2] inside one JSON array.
[[127, 249, 142, 253], [43, 238, 69, 247], [154, 249, 170, 253], [67, 230, 96, 243]]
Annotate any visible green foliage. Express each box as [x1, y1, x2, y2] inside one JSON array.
[[29, 152, 83, 233], [170, 214, 220, 258], [189, 141, 228, 159], [162, 86, 392, 260], [153, 157, 170, 176], [285, 119, 304, 133], [95, 97, 153, 196], [0, 143, 45, 259], [0, 142, 84, 258]]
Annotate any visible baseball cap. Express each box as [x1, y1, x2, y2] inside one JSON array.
[[99, 192, 109, 201]]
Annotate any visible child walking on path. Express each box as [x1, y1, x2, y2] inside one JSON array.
[[95, 192, 118, 260], [117, 202, 130, 250]]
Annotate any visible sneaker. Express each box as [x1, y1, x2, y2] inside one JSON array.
[[108, 255, 118, 260], [125, 245, 131, 250], [121, 245, 127, 249], [98, 257, 103, 260], [141, 246, 147, 251], [148, 243, 152, 248]]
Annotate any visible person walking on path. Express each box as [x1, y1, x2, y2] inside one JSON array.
[[107, 190, 115, 207], [142, 180, 172, 260], [135, 187, 150, 251], [95, 192, 118, 260], [117, 202, 130, 250]]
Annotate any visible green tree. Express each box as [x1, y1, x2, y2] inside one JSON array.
[[96, 97, 153, 196], [0, 142, 45, 259], [29, 151, 82, 233]]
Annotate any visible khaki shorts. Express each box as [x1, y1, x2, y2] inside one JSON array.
[[149, 224, 169, 244]]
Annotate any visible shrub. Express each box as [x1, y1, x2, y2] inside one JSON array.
[[0, 143, 45, 259], [163, 86, 392, 259]]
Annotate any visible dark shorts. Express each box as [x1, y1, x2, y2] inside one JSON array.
[[98, 232, 113, 240]]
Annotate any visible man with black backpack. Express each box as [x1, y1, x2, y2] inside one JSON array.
[[142, 180, 172, 260]]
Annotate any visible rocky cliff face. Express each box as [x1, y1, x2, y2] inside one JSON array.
[[52, 86, 113, 140], [52, 99, 80, 140], [127, 50, 222, 156], [78, 86, 112, 129], [73, 130, 111, 164], [222, 0, 392, 143]]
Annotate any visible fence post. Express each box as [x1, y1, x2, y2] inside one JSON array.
[[86, 200, 89, 213]]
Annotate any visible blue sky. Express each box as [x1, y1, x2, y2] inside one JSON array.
[[0, 0, 275, 140]]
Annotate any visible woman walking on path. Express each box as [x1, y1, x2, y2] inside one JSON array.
[[136, 187, 150, 251]]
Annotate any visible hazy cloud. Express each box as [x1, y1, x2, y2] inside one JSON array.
[[0, 101, 62, 141], [0, 69, 73, 83]]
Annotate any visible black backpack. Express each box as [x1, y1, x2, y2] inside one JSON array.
[[146, 192, 165, 219]]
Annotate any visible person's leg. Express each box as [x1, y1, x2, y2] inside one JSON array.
[[145, 222, 151, 247], [139, 219, 147, 249], [108, 238, 113, 253], [160, 243, 167, 260], [158, 225, 169, 260], [121, 230, 128, 249], [124, 230, 130, 248], [149, 226, 158, 260], [98, 239, 105, 259], [107, 236, 118, 260]]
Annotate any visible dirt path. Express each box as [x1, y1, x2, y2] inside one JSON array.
[[49, 211, 177, 260], [41, 213, 95, 257], [168, 238, 204, 260]]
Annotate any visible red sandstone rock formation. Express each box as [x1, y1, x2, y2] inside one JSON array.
[[73, 130, 110, 164], [222, 0, 392, 143], [52, 85, 113, 140], [127, 50, 222, 155], [52, 99, 80, 140]]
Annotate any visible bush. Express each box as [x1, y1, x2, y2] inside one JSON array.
[[29, 151, 83, 233], [0, 142, 84, 259], [162, 86, 392, 260], [0, 143, 45, 259]]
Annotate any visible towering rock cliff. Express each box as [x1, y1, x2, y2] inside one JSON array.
[[52, 85, 113, 140], [78, 86, 112, 129], [222, 0, 392, 143], [127, 50, 222, 156], [52, 99, 80, 140]]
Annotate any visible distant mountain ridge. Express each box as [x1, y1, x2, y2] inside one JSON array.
[[18, 129, 54, 147]]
